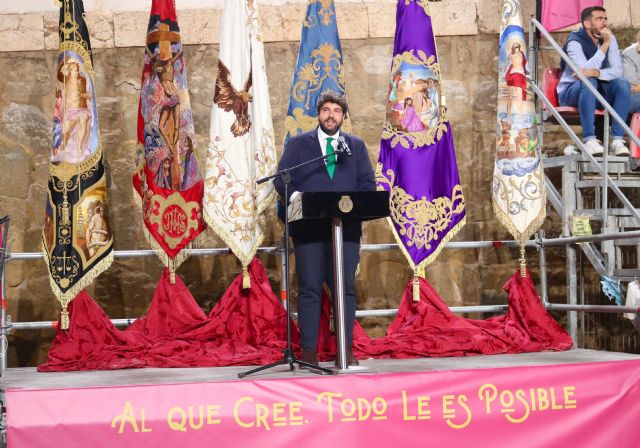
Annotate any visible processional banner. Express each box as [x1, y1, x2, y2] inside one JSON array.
[[132, 0, 206, 282], [43, 0, 113, 329], [375, 0, 466, 300], [493, 0, 545, 274], [203, 0, 276, 287], [283, 0, 351, 143]]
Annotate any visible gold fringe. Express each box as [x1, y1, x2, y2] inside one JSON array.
[[385, 214, 467, 287], [42, 239, 114, 329], [491, 195, 546, 277], [242, 267, 250, 289]]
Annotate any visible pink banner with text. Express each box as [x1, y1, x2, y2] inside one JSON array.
[[7, 360, 640, 447]]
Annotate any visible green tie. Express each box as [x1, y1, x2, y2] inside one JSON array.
[[326, 137, 336, 179]]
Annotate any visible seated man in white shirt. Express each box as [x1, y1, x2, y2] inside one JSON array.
[[557, 6, 631, 156]]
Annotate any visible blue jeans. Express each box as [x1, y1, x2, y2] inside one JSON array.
[[559, 77, 631, 140]]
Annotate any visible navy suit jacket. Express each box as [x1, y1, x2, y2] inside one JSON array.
[[275, 128, 376, 242]]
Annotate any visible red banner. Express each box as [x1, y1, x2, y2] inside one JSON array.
[[8, 360, 640, 447]]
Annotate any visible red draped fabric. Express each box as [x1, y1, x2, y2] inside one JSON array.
[[39, 263, 571, 372]]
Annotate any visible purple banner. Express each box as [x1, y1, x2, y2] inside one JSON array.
[[376, 0, 466, 283]]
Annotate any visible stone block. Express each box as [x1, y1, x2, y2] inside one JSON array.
[[604, 0, 632, 28], [86, 12, 116, 49], [179, 9, 221, 45], [1, 103, 51, 152], [43, 13, 58, 51], [44, 12, 114, 51], [431, 0, 479, 36], [633, 0, 640, 28], [261, 4, 307, 42], [113, 11, 147, 48], [367, 2, 396, 39], [0, 14, 44, 52], [477, 0, 536, 34], [336, 3, 369, 40], [0, 144, 32, 199]]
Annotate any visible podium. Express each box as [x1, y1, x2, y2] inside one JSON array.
[[289, 190, 390, 372]]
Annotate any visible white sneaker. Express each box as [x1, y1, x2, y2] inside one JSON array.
[[610, 139, 630, 157], [583, 139, 604, 156]]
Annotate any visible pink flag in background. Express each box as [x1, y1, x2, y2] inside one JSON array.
[[541, 0, 603, 32]]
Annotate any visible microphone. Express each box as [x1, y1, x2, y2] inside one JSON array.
[[337, 136, 352, 157]]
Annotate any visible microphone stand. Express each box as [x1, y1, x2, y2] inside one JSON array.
[[238, 150, 343, 378]]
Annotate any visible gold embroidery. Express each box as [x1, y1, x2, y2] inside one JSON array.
[[492, 166, 546, 241], [148, 192, 202, 250], [292, 43, 345, 111], [304, 0, 336, 28], [49, 147, 102, 181], [376, 164, 465, 251], [58, 0, 94, 75], [403, 0, 431, 16], [203, 129, 276, 268]]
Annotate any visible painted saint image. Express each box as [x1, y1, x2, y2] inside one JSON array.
[[84, 201, 110, 258], [52, 56, 97, 164], [401, 97, 425, 132], [139, 17, 202, 193], [503, 41, 527, 115], [152, 26, 183, 191], [154, 157, 173, 189], [385, 62, 441, 133]]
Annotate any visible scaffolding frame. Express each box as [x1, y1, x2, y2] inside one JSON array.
[[2, 230, 640, 374]]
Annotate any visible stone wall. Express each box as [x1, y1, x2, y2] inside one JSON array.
[[0, 0, 638, 366]]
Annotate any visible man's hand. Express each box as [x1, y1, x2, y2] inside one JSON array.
[[600, 27, 612, 43], [632, 83, 640, 94], [576, 68, 600, 78]]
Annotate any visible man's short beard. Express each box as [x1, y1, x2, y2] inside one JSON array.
[[319, 121, 341, 135]]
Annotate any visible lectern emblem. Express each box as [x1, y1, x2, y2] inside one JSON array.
[[338, 195, 353, 213]]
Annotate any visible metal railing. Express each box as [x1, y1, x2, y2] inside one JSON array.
[[3, 230, 640, 374]]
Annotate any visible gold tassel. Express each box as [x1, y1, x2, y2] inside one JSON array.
[[412, 267, 421, 301], [519, 242, 526, 278], [242, 267, 250, 289], [60, 306, 70, 331], [329, 307, 335, 333], [169, 259, 176, 284]]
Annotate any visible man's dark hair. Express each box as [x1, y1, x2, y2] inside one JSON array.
[[581, 6, 606, 24], [316, 92, 349, 116]]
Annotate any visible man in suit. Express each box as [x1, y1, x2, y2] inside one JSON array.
[[275, 92, 376, 368]]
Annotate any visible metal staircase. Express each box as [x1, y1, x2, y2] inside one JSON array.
[[543, 154, 640, 280]]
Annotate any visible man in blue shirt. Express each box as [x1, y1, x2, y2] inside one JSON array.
[[557, 6, 631, 157]]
